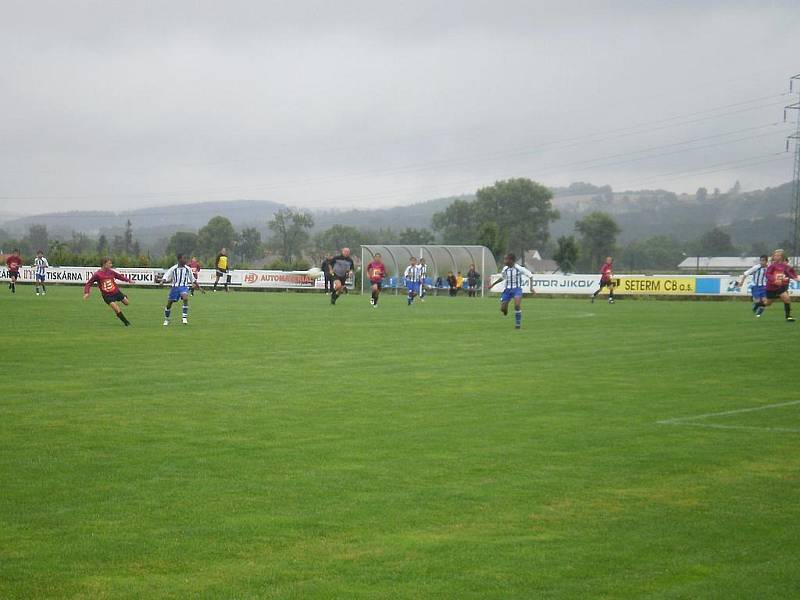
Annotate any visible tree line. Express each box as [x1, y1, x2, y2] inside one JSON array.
[[2, 177, 784, 273]]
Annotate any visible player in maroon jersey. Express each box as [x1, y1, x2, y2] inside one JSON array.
[[5, 248, 22, 294], [760, 249, 798, 322], [188, 256, 201, 295], [591, 256, 615, 304], [83, 258, 133, 326], [366, 253, 387, 307]]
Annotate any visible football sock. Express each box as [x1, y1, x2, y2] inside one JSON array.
[[752, 302, 758, 312], [182, 304, 188, 318], [408, 293, 413, 305], [756, 305, 765, 316], [11, 282, 15, 293], [515, 309, 522, 328], [609, 291, 614, 300], [164, 307, 171, 319], [117, 312, 130, 325], [785, 303, 791, 319], [213, 281, 217, 290]]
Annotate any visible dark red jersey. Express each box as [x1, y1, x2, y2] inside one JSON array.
[[766, 262, 797, 290], [84, 268, 132, 296], [5, 254, 21, 271], [600, 263, 613, 281], [367, 260, 386, 282], [188, 259, 200, 274]]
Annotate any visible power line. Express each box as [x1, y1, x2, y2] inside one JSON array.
[[0, 95, 788, 201]]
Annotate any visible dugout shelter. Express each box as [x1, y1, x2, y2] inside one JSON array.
[[360, 244, 497, 297]]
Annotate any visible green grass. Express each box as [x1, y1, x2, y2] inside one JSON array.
[[1, 285, 798, 599]]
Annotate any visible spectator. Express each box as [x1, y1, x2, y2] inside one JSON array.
[[466, 264, 480, 297], [447, 271, 458, 296], [456, 271, 464, 291], [320, 253, 334, 294]]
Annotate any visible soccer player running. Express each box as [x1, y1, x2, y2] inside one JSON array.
[[404, 257, 424, 306], [761, 249, 798, 322], [737, 254, 768, 316], [161, 254, 198, 326], [495, 253, 534, 329], [418, 258, 429, 301], [5, 248, 22, 294], [329, 247, 355, 305], [591, 256, 615, 304], [83, 258, 133, 326], [213, 248, 230, 292], [366, 252, 387, 307], [34, 250, 49, 296]]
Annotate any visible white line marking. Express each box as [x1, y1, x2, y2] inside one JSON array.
[[657, 400, 800, 434]]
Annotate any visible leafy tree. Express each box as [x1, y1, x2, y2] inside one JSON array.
[[398, 227, 434, 245], [553, 235, 579, 273], [477, 221, 507, 259], [97, 234, 109, 255], [198, 216, 236, 258], [166, 231, 199, 258], [123, 219, 134, 254], [697, 227, 737, 256], [111, 235, 126, 255], [268, 209, 314, 263], [431, 199, 479, 244], [313, 224, 365, 253], [27, 224, 49, 253], [620, 235, 683, 271], [238, 227, 263, 261], [575, 211, 620, 270], [474, 178, 559, 259], [695, 187, 708, 202], [69, 232, 93, 255], [432, 178, 559, 258]]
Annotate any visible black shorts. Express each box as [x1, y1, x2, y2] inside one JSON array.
[[599, 279, 613, 289], [334, 275, 347, 285], [8, 270, 19, 279], [766, 287, 789, 299], [370, 280, 383, 290], [103, 291, 127, 304], [216, 269, 228, 277]]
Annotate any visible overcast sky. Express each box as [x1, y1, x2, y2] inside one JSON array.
[[1, 0, 798, 214]]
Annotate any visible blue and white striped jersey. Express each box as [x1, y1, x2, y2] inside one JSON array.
[[743, 264, 767, 287], [404, 264, 424, 282], [162, 264, 196, 287], [500, 263, 534, 290], [34, 256, 49, 276]]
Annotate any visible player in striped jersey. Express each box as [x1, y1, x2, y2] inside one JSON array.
[[495, 253, 534, 329], [737, 254, 768, 316], [418, 258, 429, 301], [160, 254, 198, 325], [404, 257, 424, 306], [34, 250, 49, 296]]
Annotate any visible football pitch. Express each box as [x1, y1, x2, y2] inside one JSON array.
[[1, 286, 798, 599]]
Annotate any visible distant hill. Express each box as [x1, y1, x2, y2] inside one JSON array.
[[312, 196, 467, 231], [1, 183, 794, 252], [2, 200, 287, 235], [549, 182, 794, 248]]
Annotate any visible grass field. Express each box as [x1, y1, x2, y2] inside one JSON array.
[[1, 285, 799, 599]]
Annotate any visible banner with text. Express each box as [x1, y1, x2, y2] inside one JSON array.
[[490, 273, 800, 297]]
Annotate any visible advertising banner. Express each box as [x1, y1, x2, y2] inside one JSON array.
[[615, 276, 695, 295]]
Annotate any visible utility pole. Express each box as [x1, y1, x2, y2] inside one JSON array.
[[785, 74, 800, 267]]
